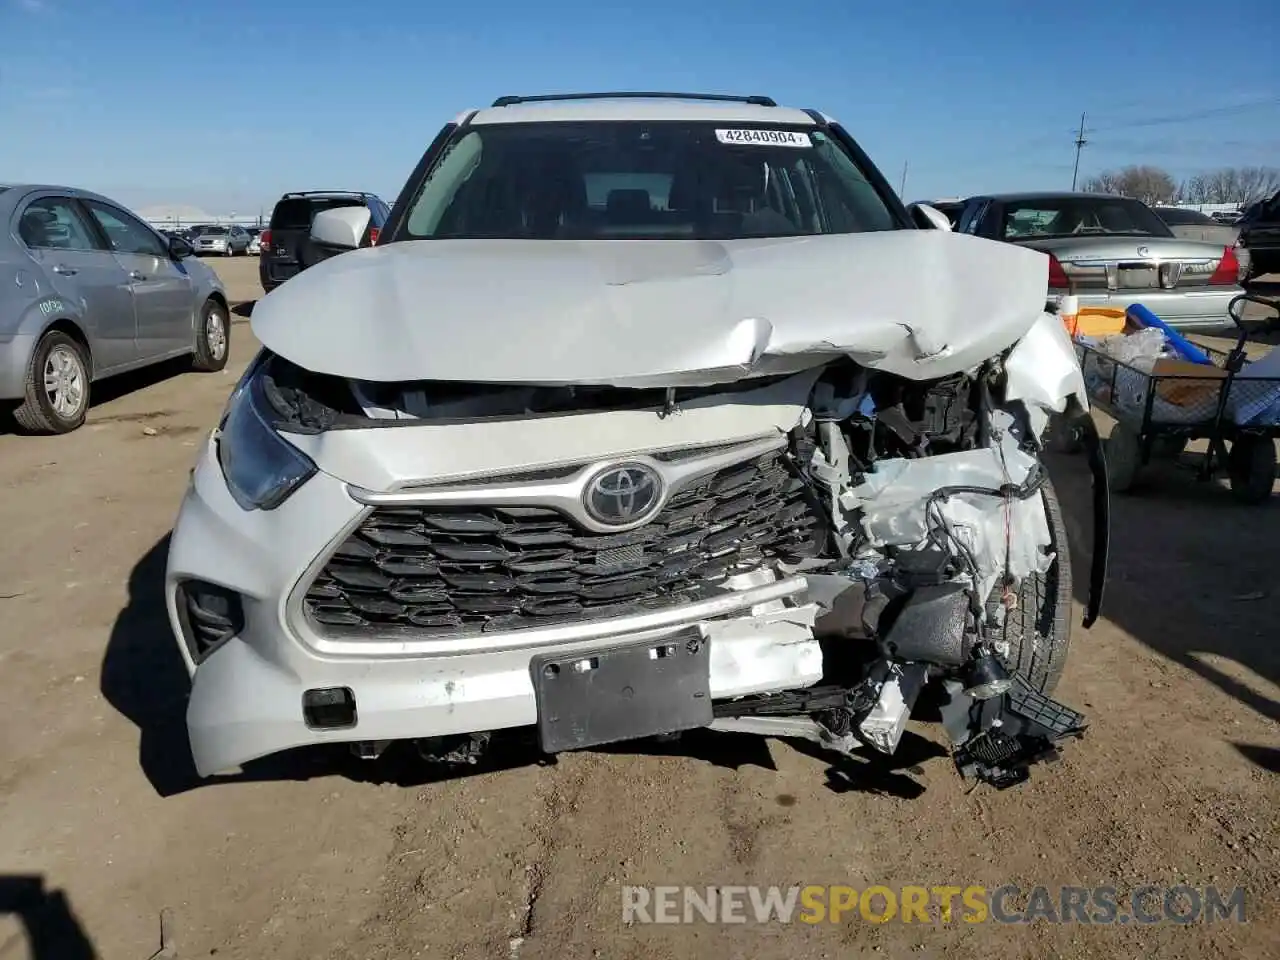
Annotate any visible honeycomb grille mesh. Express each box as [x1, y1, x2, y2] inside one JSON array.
[[303, 450, 826, 636]]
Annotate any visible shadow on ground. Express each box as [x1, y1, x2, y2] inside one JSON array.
[[1051, 442, 1280, 768], [0, 875, 97, 959], [0, 357, 195, 436], [107, 535, 885, 796], [232, 300, 255, 319]]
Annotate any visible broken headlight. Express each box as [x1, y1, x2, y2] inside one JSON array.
[[216, 370, 317, 511]]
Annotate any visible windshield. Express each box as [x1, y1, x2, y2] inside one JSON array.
[[400, 121, 900, 240], [1000, 197, 1173, 240], [202, 226, 228, 235]]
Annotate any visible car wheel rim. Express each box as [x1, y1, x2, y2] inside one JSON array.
[[207, 308, 227, 359], [43, 345, 85, 419]]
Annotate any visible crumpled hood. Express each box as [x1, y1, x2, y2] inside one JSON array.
[[251, 231, 1051, 386]]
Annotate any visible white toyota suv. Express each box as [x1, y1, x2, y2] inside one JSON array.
[[167, 92, 1109, 789]]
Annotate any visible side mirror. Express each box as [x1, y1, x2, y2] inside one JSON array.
[[311, 207, 372, 251], [907, 202, 954, 231], [168, 235, 194, 259]]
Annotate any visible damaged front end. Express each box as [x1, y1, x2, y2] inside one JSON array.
[[700, 318, 1106, 789], [239, 307, 1107, 790]]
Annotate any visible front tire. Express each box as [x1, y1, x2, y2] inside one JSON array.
[[13, 330, 90, 434], [988, 480, 1073, 695], [192, 299, 230, 372]]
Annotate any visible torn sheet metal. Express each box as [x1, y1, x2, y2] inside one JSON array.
[[252, 231, 1051, 387], [1003, 312, 1090, 437], [837, 413, 1053, 593]]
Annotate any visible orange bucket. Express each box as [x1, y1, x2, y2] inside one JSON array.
[[1064, 306, 1127, 338]]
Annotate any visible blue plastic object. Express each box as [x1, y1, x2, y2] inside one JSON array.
[[1126, 303, 1212, 365]]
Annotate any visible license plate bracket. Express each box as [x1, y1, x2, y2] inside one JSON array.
[[530, 631, 712, 753]]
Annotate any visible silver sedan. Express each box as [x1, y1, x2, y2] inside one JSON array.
[[956, 192, 1247, 330], [0, 183, 230, 434], [191, 224, 251, 257]]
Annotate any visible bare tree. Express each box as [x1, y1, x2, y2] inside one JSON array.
[[1082, 165, 1177, 205], [1181, 174, 1211, 204], [1188, 167, 1278, 204], [1236, 166, 1280, 203], [1081, 170, 1120, 194]]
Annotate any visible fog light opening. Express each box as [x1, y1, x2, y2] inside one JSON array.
[[302, 687, 357, 730]]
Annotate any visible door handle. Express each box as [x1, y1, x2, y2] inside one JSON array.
[[129, 270, 145, 281], [52, 264, 77, 276]]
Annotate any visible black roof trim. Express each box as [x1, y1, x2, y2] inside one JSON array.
[[490, 91, 777, 108], [280, 190, 372, 199]]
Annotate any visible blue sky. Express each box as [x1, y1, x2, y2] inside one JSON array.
[[1, 0, 1276, 215]]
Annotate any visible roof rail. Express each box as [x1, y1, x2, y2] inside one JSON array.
[[490, 91, 777, 108]]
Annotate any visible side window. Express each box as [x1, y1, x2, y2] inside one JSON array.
[[17, 197, 101, 251], [83, 201, 167, 256], [959, 201, 987, 235]]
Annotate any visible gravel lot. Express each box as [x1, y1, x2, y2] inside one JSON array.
[[1, 257, 1276, 959]]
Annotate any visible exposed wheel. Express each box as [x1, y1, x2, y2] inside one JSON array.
[[1044, 413, 1083, 454], [192, 299, 230, 372], [988, 480, 1072, 695], [1104, 423, 1143, 492], [1227, 436, 1276, 504], [12, 330, 90, 434]]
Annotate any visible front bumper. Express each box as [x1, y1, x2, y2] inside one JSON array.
[[167, 439, 824, 776]]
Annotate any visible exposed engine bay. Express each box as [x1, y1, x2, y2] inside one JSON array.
[[248, 313, 1109, 791]]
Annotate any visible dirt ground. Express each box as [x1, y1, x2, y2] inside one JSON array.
[[1, 257, 1276, 959]]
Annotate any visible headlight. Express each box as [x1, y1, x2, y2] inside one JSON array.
[[215, 371, 317, 510]]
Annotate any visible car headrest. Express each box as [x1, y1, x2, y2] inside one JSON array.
[[605, 189, 652, 218], [19, 209, 56, 245]]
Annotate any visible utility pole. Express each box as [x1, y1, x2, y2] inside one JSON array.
[[1071, 113, 1088, 190], [899, 160, 909, 197]]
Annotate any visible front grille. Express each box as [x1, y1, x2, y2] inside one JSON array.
[[304, 450, 827, 636]]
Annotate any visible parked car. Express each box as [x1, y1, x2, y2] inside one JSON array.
[[258, 191, 389, 293], [168, 92, 1105, 790], [0, 184, 230, 433], [954, 192, 1246, 329], [1237, 190, 1280, 280], [190, 224, 251, 257], [920, 198, 964, 227], [1210, 210, 1242, 225], [246, 227, 263, 256], [1151, 206, 1241, 246]]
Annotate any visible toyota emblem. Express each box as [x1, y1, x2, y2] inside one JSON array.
[[583, 463, 663, 526]]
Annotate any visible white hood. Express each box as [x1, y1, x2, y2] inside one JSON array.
[[251, 231, 1051, 386]]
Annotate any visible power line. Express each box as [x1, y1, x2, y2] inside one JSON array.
[[1090, 96, 1280, 132]]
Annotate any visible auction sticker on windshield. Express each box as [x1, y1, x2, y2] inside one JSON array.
[[715, 129, 812, 147]]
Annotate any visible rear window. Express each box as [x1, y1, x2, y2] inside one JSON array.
[[270, 197, 365, 229], [999, 197, 1173, 240]]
